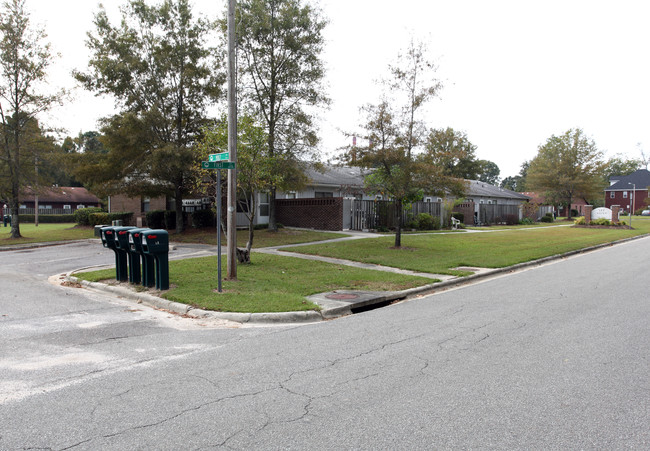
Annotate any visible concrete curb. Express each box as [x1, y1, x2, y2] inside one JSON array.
[[64, 232, 649, 324]]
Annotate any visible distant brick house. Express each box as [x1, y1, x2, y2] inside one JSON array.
[[1, 186, 101, 216], [604, 169, 650, 212]]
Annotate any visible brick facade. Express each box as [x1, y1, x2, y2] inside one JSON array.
[[605, 189, 648, 212], [110, 194, 167, 226], [453, 202, 476, 226], [275, 197, 343, 231]]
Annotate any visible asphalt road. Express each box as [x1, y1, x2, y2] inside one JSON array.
[[1, 238, 649, 449]]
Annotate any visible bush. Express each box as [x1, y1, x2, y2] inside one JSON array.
[[164, 210, 176, 230], [635, 207, 646, 216], [591, 218, 611, 226], [74, 207, 104, 226], [540, 212, 554, 223], [415, 213, 435, 230], [504, 214, 519, 225], [451, 212, 464, 223], [574, 216, 586, 225], [88, 211, 133, 227], [432, 216, 442, 230], [520, 217, 534, 225], [571, 209, 579, 217], [19, 214, 76, 223], [192, 209, 215, 228], [146, 210, 166, 229]]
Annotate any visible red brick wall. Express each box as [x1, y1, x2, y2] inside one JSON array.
[[275, 197, 343, 231], [453, 202, 475, 226], [605, 189, 648, 212]]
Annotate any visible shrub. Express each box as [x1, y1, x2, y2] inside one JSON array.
[[571, 209, 579, 217], [504, 214, 519, 225], [520, 217, 534, 225], [591, 218, 611, 226], [635, 207, 646, 216], [146, 210, 166, 229], [432, 216, 442, 230], [74, 207, 104, 226], [540, 214, 554, 223], [415, 213, 435, 230], [164, 210, 176, 230], [192, 209, 215, 228], [88, 211, 133, 226], [19, 214, 76, 223], [574, 216, 586, 225]]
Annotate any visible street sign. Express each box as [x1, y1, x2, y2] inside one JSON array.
[[201, 161, 235, 170], [208, 152, 229, 162]]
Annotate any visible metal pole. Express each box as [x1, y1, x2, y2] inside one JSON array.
[[226, 0, 237, 279], [217, 170, 222, 292], [630, 184, 635, 228]]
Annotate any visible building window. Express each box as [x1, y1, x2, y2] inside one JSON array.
[[142, 197, 151, 213], [437, 198, 442, 202], [19, 204, 26, 209], [314, 191, 333, 198], [623, 191, 628, 198], [77, 204, 85, 209], [286, 192, 296, 199], [610, 192, 615, 199], [259, 193, 269, 217], [63, 205, 71, 210]]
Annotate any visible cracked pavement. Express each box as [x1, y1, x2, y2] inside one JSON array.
[[1, 238, 650, 449]]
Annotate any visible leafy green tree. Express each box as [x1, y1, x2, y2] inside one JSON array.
[[75, 0, 223, 233], [477, 160, 500, 185], [350, 42, 464, 247], [501, 161, 530, 192], [527, 129, 606, 218], [197, 114, 294, 260], [235, 0, 328, 231], [0, 0, 63, 238], [425, 127, 479, 178], [604, 154, 643, 180]]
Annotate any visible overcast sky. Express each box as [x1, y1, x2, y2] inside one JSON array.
[[27, 0, 650, 179]]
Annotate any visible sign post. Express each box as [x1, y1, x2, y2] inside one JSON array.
[[202, 161, 236, 292]]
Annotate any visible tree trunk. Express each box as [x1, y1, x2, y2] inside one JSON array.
[[175, 186, 184, 234], [268, 187, 277, 232], [394, 198, 402, 248]]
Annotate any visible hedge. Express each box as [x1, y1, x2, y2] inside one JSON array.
[[74, 207, 105, 226], [88, 212, 134, 227], [15, 214, 76, 223]]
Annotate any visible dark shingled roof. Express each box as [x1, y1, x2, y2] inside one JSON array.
[[464, 180, 530, 200], [605, 169, 650, 191], [21, 186, 100, 203], [305, 166, 529, 201]]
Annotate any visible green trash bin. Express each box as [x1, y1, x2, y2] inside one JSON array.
[[141, 229, 169, 290]]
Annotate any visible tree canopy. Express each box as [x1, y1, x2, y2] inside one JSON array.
[[235, 0, 328, 230], [527, 128, 606, 217], [0, 0, 62, 237], [348, 41, 464, 247], [75, 0, 223, 232]]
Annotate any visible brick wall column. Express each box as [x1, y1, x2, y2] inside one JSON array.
[[584, 205, 593, 224], [611, 205, 620, 224]]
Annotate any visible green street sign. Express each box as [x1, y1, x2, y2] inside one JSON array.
[[201, 161, 235, 170], [208, 152, 229, 162]]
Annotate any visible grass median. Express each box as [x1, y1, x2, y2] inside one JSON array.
[[0, 223, 94, 244], [75, 253, 436, 313], [284, 220, 650, 276]]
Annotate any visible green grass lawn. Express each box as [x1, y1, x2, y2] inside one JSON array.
[[76, 253, 435, 313], [285, 220, 650, 276], [170, 227, 347, 247], [0, 223, 94, 244]]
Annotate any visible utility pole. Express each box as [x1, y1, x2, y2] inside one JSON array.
[[226, 0, 237, 279]]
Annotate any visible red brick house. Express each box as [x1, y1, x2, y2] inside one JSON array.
[[604, 169, 650, 213], [1, 186, 101, 216]]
